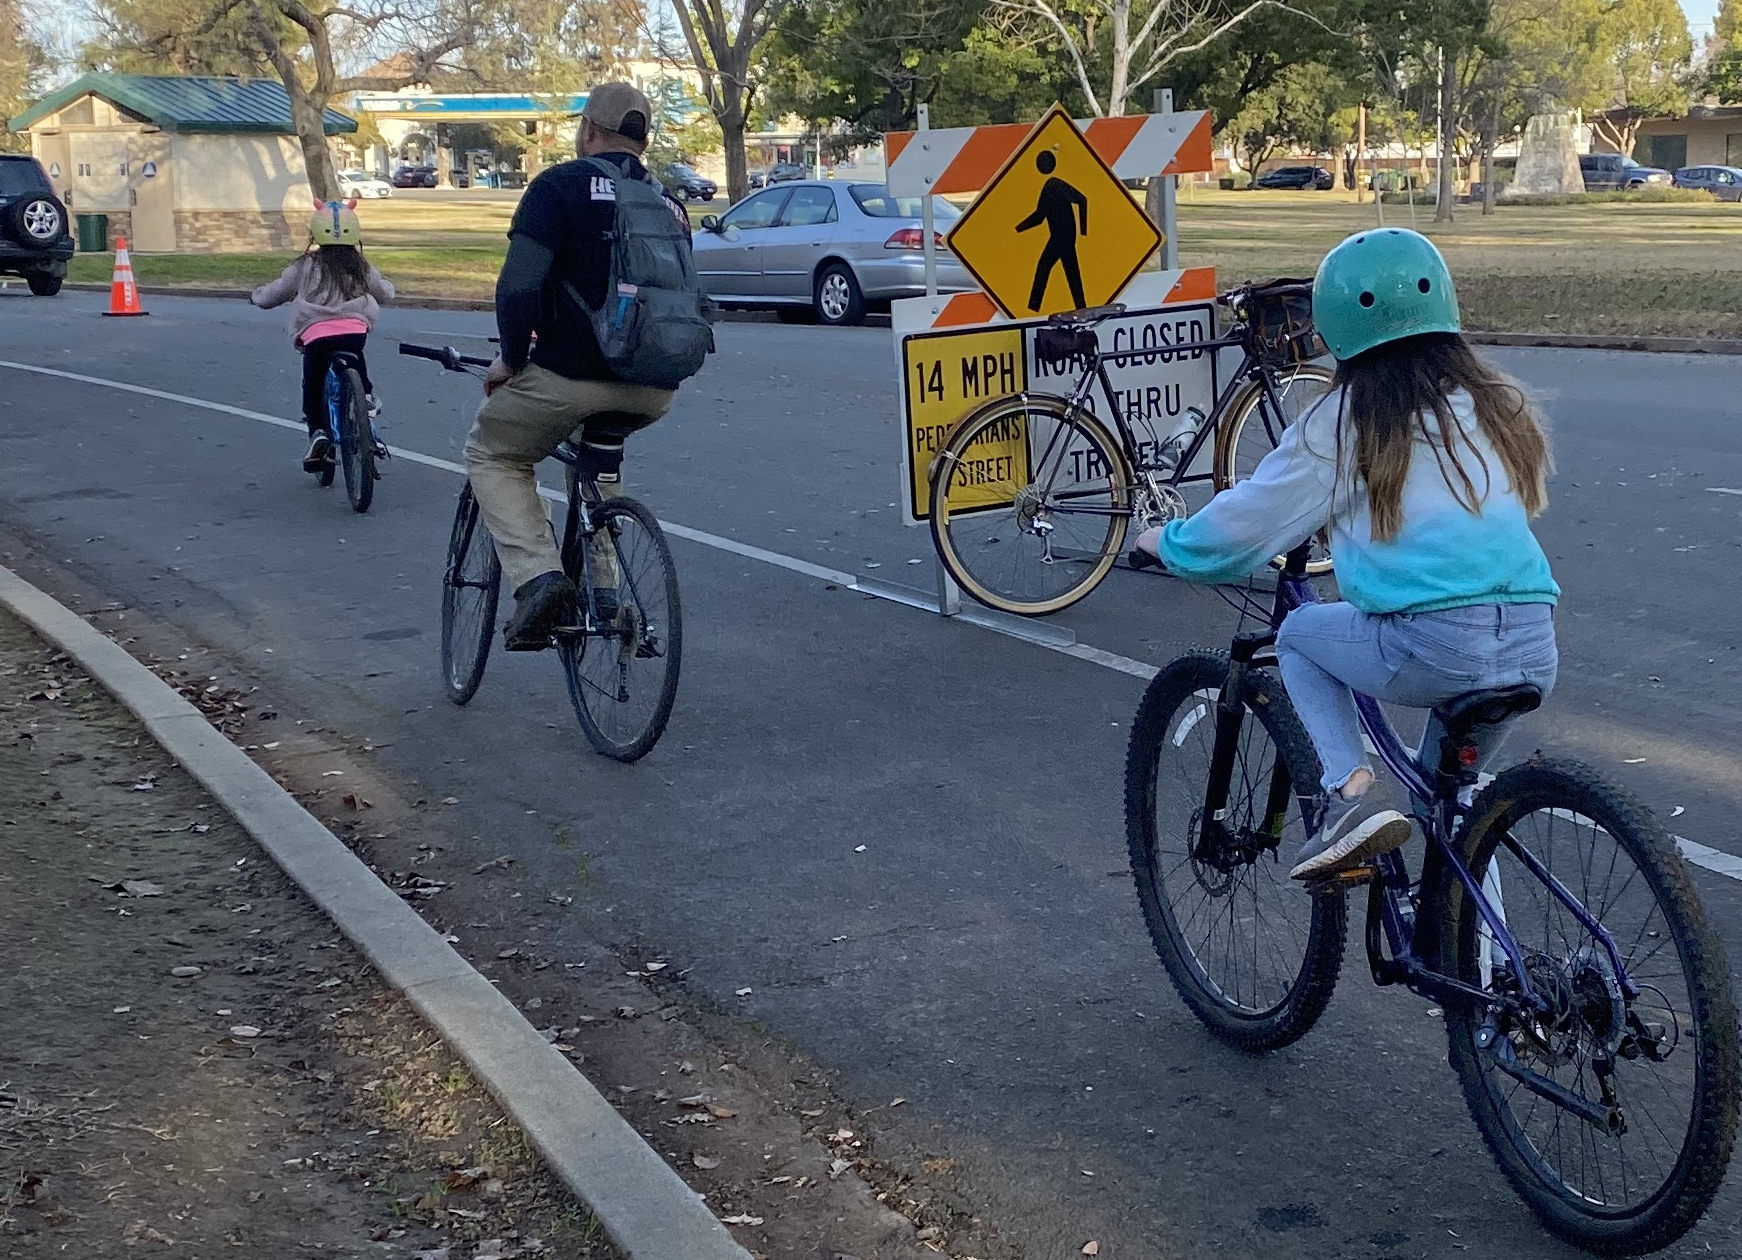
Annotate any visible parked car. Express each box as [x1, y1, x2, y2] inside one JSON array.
[[764, 162, 807, 185], [665, 163, 717, 202], [391, 164, 437, 189], [693, 181, 971, 326], [0, 154, 72, 297], [1579, 152, 1671, 191], [337, 169, 393, 199], [1253, 165, 1335, 191], [1673, 164, 1742, 201], [747, 168, 769, 190]]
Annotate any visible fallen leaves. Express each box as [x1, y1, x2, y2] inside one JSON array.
[[692, 1153, 720, 1170], [1082, 1242, 1101, 1256], [341, 792, 373, 810], [168, 965, 202, 978], [104, 879, 164, 897], [720, 1213, 764, 1227]]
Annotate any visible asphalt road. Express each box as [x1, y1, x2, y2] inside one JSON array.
[[4, 289, 1742, 1259]]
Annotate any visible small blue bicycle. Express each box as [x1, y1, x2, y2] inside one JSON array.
[[310, 350, 383, 513], [1124, 544, 1738, 1253]]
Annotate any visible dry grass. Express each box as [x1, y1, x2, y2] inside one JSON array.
[[64, 186, 1742, 336]]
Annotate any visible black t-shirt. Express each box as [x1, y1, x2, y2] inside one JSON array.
[[507, 152, 691, 382]]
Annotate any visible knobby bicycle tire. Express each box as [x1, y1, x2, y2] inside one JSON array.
[[1124, 650, 1346, 1051], [1433, 760, 1739, 1254], [929, 393, 1130, 617], [440, 483, 500, 706], [560, 497, 682, 762], [337, 366, 374, 514]]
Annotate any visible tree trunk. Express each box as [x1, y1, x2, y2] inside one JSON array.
[[286, 78, 339, 201], [1434, 49, 1455, 222]]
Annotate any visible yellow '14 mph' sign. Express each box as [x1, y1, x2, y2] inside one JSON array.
[[946, 105, 1163, 320], [903, 326, 1031, 521]]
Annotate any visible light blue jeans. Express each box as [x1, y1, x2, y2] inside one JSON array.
[[1275, 601, 1558, 794]]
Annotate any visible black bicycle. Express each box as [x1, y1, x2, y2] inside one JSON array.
[[402, 343, 683, 762], [313, 349, 383, 512], [1124, 546, 1739, 1253], [927, 280, 1333, 616]]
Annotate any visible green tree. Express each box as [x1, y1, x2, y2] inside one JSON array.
[[661, 0, 790, 202], [1591, 0, 1691, 155], [0, 0, 47, 151], [1706, 0, 1741, 101], [644, 73, 723, 181]]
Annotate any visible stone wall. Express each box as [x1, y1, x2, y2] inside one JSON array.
[[173, 210, 300, 253]]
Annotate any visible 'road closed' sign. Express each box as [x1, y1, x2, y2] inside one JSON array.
[[896, 297, 1219, 524]]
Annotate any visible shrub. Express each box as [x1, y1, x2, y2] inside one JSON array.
[[1501, 187, 1716, 206]]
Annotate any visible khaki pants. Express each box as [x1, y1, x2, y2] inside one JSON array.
[[465, 362, 674, 593]]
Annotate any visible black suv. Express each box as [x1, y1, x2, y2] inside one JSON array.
[[664, 163, 717, 202], [0, 154, 73, 296]]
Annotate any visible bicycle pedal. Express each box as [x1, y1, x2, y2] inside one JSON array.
[[1304, 864, 1375, 891], [1127, 547, 1161, 572]]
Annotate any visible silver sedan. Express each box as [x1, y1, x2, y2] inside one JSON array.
[[693, 181, 974, 326]]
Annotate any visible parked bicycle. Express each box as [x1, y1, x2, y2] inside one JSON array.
[[1123, 545, 1738, 1253], [926, 280, 1333, 617], [310, 349, 384, 513], [402, 343, 683, 762]]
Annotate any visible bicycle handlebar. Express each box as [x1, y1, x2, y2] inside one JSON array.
[[398, 342, 494, 371]]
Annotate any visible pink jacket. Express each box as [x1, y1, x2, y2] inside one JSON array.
[[251, 252, 394, 347]]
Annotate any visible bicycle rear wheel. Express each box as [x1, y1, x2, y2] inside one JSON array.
[[1124, 650, 1345, 1051], [560, 497, 682, 762], [929, 394, 1129, 617], [1438, 760, 1739, 1253], [336, 366, 375, 513], [440, 483, 500, 705]]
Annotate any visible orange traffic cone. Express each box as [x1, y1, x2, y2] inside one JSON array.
[[102, 237, 147, 317]]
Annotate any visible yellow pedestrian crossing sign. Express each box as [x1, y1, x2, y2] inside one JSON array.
[[945, 105, 1163, 320]]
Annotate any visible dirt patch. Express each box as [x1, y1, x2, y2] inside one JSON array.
[[0, 525, 1021, 1260], [0, 607, 614, 1260]]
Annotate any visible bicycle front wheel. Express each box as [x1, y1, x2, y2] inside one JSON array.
[[336, 366, 375, 513], [1214, 364, 1333, 573], [1124, 650, 1345, 1052], [1437, 760, 1739, 1253], [929, 394, 1129, 617], [440, 482, 500, 705], [560, 498, 682, 762]]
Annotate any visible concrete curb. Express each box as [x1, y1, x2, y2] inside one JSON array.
[[36, 282, 1742, 352], [0, 563, 751, 1260], [1465, 330, 1742, 356]]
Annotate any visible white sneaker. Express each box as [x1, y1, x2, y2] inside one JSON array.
[[1290, 791, 1412, 880]]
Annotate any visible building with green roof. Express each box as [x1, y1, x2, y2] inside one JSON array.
[[10, 73, 359, 253]]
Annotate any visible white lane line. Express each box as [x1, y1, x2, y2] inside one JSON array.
[[1706, 487, 1742, 496], [0, 358, 1157, 670], [19, 360, 1742, 886]]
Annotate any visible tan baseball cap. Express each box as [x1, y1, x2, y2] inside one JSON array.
[[582, 82, 653, 142]]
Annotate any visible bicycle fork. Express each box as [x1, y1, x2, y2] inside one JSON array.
[[1196, 631, 1293, 866]]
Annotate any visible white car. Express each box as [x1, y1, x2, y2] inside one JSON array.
[[337, 170, 393, 199]]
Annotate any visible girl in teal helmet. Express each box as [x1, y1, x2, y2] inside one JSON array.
[[1135, 228, 1559, 881], [251, 197, 395, 472]]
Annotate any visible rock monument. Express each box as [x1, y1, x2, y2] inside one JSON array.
[[1504, 112, 1585, 198]]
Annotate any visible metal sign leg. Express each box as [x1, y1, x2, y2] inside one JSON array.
[[936, 558, 961, 617]]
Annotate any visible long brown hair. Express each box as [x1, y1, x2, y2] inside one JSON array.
[[305, 243, 371, 303], [1333, 332, 1550, 541]]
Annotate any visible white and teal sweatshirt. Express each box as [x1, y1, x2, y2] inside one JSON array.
[[1155, 387, 1560, 614]]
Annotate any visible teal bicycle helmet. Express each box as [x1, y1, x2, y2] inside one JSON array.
[[1312, 227, 1460, 361]]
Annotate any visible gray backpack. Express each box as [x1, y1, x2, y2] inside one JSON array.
[[569, 157, 715, 389]]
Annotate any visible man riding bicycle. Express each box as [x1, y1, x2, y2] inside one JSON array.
[[470, 82, 695, 650]]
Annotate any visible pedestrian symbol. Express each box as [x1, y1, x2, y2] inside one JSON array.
[[945, 105, 1162, 320]]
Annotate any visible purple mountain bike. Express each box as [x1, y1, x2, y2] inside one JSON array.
[[1123, 544, 1738, 1254]]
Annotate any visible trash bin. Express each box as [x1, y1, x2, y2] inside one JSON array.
[[75, 213, 109, 253]]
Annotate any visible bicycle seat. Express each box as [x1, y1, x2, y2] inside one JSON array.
[[1438, 684, 1542, 740]]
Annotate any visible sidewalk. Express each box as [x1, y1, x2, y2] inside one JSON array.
[[0, 607, 614, 1259]]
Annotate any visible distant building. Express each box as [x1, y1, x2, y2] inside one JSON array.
[[9, 73, 356, 252], [1592, 105, 1742, 169]]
